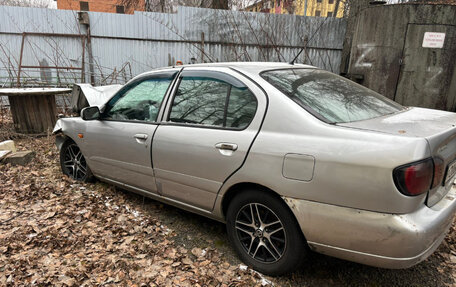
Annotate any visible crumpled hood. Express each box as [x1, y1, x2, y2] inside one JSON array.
[[70, 83, 122, 113], [338, 107, 456, 138]]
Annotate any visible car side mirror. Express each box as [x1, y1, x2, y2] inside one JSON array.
[[81, 106, 100, 121]]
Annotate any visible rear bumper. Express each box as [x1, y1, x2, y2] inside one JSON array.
[[284, 186, 456, 269]]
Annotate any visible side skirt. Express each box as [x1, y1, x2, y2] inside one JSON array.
[[95, 174, 226, 223]]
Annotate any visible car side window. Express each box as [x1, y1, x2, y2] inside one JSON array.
[[169, 77, 229, 126], [104, 78, 172, 122], [226, 86, 257, 129], [169, 76, 257, 129]]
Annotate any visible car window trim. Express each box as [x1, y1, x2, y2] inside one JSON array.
[[164, 69, 258, 131], [156, 67, 184, 123], [223, 85, 231, 127], [101, 71, 178, 124]]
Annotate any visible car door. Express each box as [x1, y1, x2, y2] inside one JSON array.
[[152, 67, 267, 210], [81, 71, 178, 193]]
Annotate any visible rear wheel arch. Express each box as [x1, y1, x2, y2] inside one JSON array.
[[223, 182, 308, 275], [221, 182, 304, 235]]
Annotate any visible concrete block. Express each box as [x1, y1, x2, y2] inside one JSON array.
[[0, 150, 11, 161], [0, 140, 16, 152], [3, 151, 35, 166]]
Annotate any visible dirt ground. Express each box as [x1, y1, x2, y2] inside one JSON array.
[[0, 131, 455, 286]]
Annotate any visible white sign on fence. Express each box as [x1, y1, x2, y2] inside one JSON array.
[[422, 32, 446, 48]]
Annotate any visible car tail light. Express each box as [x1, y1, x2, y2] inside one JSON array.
[[393, 158, 433, 196]]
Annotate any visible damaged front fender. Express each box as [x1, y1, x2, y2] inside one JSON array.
[[53, 119, 68, 151], [55, 134, 68, 152], [52, 119, 63, 135]]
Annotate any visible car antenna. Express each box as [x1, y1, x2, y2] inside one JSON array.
[[289, 37, 308, 65], [288, 35, 310, 65], [289, 49, 303, 65]]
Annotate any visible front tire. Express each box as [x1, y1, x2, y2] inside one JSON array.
[[60, 140, 93, 182], [226, 189, 307, 276]]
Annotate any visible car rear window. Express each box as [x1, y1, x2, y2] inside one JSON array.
[[261, 68, 403, 123]]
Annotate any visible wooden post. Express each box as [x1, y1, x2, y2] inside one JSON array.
[[87, 27, 95, 85], [334, 0, 341, 17], [201, 32, 205, 63], [81, 36, 86, 82], [17, 33, 26, 87]]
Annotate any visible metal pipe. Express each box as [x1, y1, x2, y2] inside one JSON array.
[[0, 31, 342, 51], [20, 66, 83, 70]]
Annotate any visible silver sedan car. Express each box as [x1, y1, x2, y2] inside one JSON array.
[[54, 62, 456, 275]]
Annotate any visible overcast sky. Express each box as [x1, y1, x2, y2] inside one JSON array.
[[47, 0, 56, 8], [35, 0, 56, 8]]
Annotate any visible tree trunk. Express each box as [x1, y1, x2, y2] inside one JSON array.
[[211, 0, 229, 9]]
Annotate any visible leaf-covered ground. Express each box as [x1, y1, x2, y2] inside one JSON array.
[[0, 125, 455, 286], [0, 135, 274, 286]]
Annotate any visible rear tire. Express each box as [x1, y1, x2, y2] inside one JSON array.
[[60, 140, 93, 182], [226, 189, 307, 276]]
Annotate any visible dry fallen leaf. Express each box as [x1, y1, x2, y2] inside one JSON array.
[[0, 128, 454, 287]]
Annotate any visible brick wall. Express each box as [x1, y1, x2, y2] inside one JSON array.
[[56, 0, 145, 14]]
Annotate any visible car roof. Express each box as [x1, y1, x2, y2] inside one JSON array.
[[136, 62, 316, 79], [178, 62, 314, 70]]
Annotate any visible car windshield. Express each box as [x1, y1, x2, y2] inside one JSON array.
[[261, 68, 403, 123]]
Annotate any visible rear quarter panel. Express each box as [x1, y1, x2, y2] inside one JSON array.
[[216, 78, 430, 215]]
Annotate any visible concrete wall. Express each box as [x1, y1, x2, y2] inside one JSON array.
[[347, 4, 456, 111]]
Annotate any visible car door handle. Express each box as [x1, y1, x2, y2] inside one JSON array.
[[134, 134, 148, 140], [215, 143, 238, 151]]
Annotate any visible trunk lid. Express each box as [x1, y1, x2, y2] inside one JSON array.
[[339, 107, 456, 206]]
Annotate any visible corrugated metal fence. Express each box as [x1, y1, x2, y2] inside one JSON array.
[[0, 5, 346, 87]]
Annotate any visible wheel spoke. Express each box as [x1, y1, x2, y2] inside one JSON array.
[[68, 146, 76, 159], [64, 163, 74, 169], [236, 220, 255, 229], [264, 220, 281, 228], [72, 165, 77, 179], [78, 163, 87, 174], [235, 225, 253, 236], [266, 237, 281, 258], [249, 204, 256, 225], [262, 241, 278, 261], [76, 151, 83, 161], [269, 226, 284, 236], [254, 204, 263, 225], [252, 241, 262, 258], [247, 236, 255, 254]]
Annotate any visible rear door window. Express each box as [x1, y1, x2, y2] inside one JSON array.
[[168, 75, 257, 129], [169, 77, 228, 126]]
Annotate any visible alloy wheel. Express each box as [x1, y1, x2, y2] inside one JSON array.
[[63, 144, 88, 180], [235, 203, 286, 263]]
